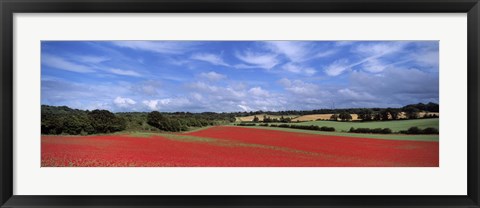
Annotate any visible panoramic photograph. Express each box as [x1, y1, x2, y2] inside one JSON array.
[[41, 40, 439, 167]]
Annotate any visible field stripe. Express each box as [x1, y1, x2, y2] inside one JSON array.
[[235, 125, 439, 142]]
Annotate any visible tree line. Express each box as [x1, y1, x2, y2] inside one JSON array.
[[42, 105, 236, 135], [42, 105, 126, 135], [230, 102, 439, 117]]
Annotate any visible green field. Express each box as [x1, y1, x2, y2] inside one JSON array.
[[239, 125, 439, 142], [267, 118, 439, 132]]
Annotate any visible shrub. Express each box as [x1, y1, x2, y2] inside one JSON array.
[[349, 127, 392, 134], [237, 123, 257, 126], [381, 128, 393, 134], [320, 126, 335, 131], [423, 127, 439, 134], [406, 127, 422, 134]]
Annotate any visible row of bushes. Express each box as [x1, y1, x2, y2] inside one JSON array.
[[349, 127, 439, 134], [349, 127, 393, 134], [237, 123, 438, 135], [236, 123, 336, 132], [236, 123, 257, 126], [400, 127, 439, 134], [268, 124, 336, 132]]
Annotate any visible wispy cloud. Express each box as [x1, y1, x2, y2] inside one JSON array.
[[111, 41, 192, 54], [42, 41, 438, 112], [235, 51, 279, 69], [265, 41, 336, 62], [76, 55, 110, 64], [199, 71, 226, 81], [282, 63, 316, 76], [108, 68, 143, 77], [191, 53, 230, 67], [324, 42, 408, 76], [324, 59, 350, 76], [264, 41, 310, 62], [42, 54, 95, 73]]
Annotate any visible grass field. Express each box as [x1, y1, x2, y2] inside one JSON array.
[[238, 125, 438, 141], [268, 118, 439, 132]]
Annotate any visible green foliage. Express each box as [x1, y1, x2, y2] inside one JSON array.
[[400, 127, 439, 135], [237, 123, 257, 126], [338, 112, 352, 121], [329, 114, 338, 121], [296, 118, 439, 132], [349, 127, 392, 134], [267, 123, 335, 132], [41, 105, 125, 135], [357, 109, 374, 121], [403, 106, 420, 119], [88, 110, 126, 133]]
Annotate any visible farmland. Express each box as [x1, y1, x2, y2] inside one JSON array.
[[268, 118, 439, 133], [42, 126, 439, 167]]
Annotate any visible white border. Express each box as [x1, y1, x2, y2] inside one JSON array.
[[13, 13, 467, 195]]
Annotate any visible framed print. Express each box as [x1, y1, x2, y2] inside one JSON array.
[[1, 0, 479, 207]]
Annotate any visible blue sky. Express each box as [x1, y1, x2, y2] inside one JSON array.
[[41, 41, 439, 113]]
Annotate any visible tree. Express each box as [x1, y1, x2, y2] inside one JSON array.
[[89, 110, 126, 133], [147, 111, 166, 130], [252, 116, 259, 123], [403, 106, 420, 119], [338, 112, 352, 121], [380, 109, 390, 121], [329, 114, 338, 121], [358, 109, 374, 121]]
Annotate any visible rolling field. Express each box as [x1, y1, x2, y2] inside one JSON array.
[[42, 126, 439, 167], [242, 125, 438, 141], [276, 118, 439, 132], [292, 114, 360, 121]]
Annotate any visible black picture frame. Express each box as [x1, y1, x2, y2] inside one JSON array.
[[1, 0, 479, 207]]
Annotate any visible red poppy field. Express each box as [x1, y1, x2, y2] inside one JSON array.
[[41, 126, 439, 167]]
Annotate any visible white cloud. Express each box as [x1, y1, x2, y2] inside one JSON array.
[[335, 41, 354, 46], [238, 104, 251, 111], [142, 98, 191, 111], [324, 59, 350, 76], [248, 87, 269, 97], [42, 54, 94, 73], [109, 68, 143, 77], [413, 50, 439, 67], [113, 96, 136, 108], [265, 41, 336, 63], [361, 59, 386, 73], [235, 51, 279, 69], [354, 42, 405, 56], [191, 53, 230, 67], [282, 63, 316, 76], [330, 42, 409, 75], [314, 50, 337, 58], [280, 79, 319, 96], [112, 41, 191, 54], [199, 71, 226, 81], [188, 82, 220, 93], [277, 78, 292, 87], [143, 100, 159, 111], [191, 93, 203, 101], [265, 41, 310, 62], [338, 88, 375, 101], [76, 55, 109, 64]]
